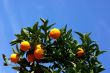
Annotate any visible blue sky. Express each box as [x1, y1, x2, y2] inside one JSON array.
[[0, 0, 110, 73]]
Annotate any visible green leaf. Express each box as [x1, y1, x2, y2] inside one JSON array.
[[40, 18, 46, 23], [12, 47, 18, 53], [4, 62, 8, 66], [2, 54, 6, 61], [66, 67, 76, 73], [75, 32, 84, 38], [42, 68, 51, 73], [19, 51, 25, 57], [15, 34, 21, 38], [2, 54, 9, 66], [44, 19, 48, 26], [99, 51, 106, 54], [67, 29, 72, 36], [89, 43, 98, 49], [97, 66, 105, 72], [16, 44, 20, 53], [10, 39, 21, 45], [47, 23, 55, 30], [96, 50, 106, 56], [26, 27, 33, 33], [33, 22, 38, 32], [85, 32, 92, 37], [12, 67, 20, 71], [21, 28, 29, 36], [84, 33, 92, 44], [40, 18, 48, 27], [70, 62, 76, 68], [64, 25, 67, 33]]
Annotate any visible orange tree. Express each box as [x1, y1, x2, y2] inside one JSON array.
[[2, 18, 105, 73]]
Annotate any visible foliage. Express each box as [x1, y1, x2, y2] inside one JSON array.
[[2, 18, 105, 73]]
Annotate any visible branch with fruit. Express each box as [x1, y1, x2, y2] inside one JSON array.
[[2, 18, 106, 73]]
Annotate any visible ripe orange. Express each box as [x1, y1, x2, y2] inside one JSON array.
[[20, 41, 30, 51], [10, 53, 19, 63], [76, 48, 85, 57], [34, 48, 44, 59], [49, 28, 61, 39], [27, 54, 35, 62]]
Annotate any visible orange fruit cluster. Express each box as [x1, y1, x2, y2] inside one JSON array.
[[49, 28, 61, 39], [76, 48, 85, 57], [10, 28, 61, 63], [10, 53, 19, 63]]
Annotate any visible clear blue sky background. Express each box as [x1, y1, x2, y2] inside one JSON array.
[[0, 0, 110, 73]]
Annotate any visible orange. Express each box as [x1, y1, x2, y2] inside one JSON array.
[[10, 53, 19, 63], [76, 48, 85, 57], [27, 54, 35, 62], [20, 41, 30, 51], [34, 45, 44, 59], [49, 28, 61, 39]]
